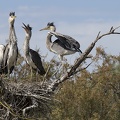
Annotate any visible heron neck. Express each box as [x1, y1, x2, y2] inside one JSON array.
[[9, 24, 13, 40], [9, 23, 17, 43], [23, 36, 30, 55], [46, 33, 52, 51], [12, 25, 17, 42]]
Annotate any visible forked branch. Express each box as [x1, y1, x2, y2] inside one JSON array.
[[47, 26, 120, 92]]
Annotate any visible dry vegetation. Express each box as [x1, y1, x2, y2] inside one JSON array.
[[0, 26, 120, 120]]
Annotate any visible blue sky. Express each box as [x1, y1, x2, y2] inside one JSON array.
[[0, 0, 120, 65]]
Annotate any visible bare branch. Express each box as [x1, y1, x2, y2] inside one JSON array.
[[113, 26, 120, 31], [109, 26, 113, 32], [96, 31, 101, 39], [47, 26, 120, 93], [73, 61, 93, 75]]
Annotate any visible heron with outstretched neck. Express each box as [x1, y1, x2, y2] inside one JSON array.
[[3, 12, 18, 76], [22, 23, 45, 79]]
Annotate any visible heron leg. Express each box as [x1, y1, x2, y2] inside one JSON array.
[[58, 55, 63, 61], [56, 55, 68, 74], [58, 55, 67, 73], [61, 60, 67, 73], [7, 65, 10, 79], [30, 67, 33, 80], [36, 71, 38, 81]]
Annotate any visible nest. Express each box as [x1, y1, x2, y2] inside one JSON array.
[[0, 78, 55, 119]]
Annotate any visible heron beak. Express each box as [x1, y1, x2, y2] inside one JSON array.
[[13, 16, 16, 20], [22, 23, 27, 29], [39, 27, 49, 31]]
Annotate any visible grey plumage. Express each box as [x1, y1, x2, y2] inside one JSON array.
[[29, 49, 45, 75], [50, 31, 82, 53], [3, 12, 18, 75], [3, 42, 18, 74], [40, 22, 82, 61]]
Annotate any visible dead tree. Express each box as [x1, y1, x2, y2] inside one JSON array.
[[47, 26, 120, 92], [0, 26, 120, 120]]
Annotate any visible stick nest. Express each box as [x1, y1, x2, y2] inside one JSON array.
[[0, 79, 54, 119]]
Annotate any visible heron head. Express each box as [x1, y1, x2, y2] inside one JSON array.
[[40, 22, 56, 32], [22, 23, 32, 36], [9, 12, 16, 26]]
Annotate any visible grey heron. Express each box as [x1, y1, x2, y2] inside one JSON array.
[[40, 22, 82, 61], [22, 23, 45, 78], [3, 12, 18, 75]]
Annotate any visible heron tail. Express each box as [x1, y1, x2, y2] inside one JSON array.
[[78, 49, 82, 54], [38, 67, 46, 75]]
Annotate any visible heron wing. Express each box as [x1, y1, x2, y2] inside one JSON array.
[[3, 44, 10, 73], [0, 44, 5, 62], [29, 49, 45, 75], [50, 31, 81, 52], [9, 45, 18, 74], [50, 39, 69, 54]]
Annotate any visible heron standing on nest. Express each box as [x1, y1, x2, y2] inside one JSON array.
[[3, 12, 18, 76], [22, 23, 45, 79]]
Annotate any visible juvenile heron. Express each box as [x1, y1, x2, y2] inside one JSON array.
[[22, 23, 45, 78], [3, 12, 18, 75], [40, 22, 82, 61]]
